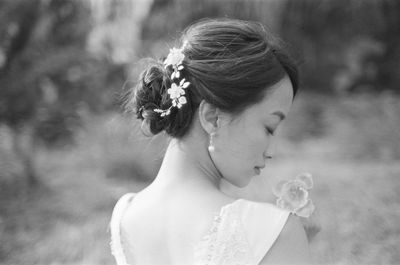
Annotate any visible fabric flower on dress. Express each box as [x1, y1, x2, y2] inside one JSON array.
[[153, 46, 190, 117], [273, 173, 315, 218]]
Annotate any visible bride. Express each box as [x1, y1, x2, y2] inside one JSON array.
[[110, 18, 312, 265]]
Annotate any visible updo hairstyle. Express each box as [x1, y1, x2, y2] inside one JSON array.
[[131, 18, 299, 138]]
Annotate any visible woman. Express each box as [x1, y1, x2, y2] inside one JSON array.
[[110, 18, 312, 265]]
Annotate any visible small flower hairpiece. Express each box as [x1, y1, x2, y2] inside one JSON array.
[[154, 45, 190, 117], [273, 172, 315, 218]]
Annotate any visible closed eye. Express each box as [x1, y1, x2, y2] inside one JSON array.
[[266, 127, 275, 136]]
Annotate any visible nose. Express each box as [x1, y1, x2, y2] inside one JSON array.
[[263, 140, 276, 160]]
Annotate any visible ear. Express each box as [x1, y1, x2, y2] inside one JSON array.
[[198, 99, 219, 134]]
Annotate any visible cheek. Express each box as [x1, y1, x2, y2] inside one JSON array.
[[244, 128, 268, 158], [219, 123, 266, 162], [212, 122, 268, 186]]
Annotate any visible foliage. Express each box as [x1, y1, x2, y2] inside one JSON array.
[[280, 0, 400, 93], [0, 0, 125, 145], [140, 0, 285, 57], [282, 91, 400, 160], [0, 0, 127, 187], [141, 0, 400, 94]]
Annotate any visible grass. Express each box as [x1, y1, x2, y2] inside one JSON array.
[[1, 91, 399, 264], [271, 159, 400, 265]]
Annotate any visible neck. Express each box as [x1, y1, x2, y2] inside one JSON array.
[[154, 131, 222, 190]]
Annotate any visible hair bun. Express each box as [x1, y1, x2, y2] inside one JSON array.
[[133, 61, 170, 135], [131, 58, 196, 138]]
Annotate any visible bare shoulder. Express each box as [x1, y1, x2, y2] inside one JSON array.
[[259, 214, 312, 265]]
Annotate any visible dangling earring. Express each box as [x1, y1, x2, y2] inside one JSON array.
[[208, 132, 216, 152]]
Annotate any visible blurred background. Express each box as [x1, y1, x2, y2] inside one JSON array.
[[0, 0, 399, 264]]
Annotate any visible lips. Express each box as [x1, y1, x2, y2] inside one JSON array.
[[254, 167, 261, 175], [254, 165, 265, 175]]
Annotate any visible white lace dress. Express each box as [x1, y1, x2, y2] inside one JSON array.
[[110, 193, 290, 265]]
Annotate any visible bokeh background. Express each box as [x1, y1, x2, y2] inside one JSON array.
[[1, 0, 399, 264]]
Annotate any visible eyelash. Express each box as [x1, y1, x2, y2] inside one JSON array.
[[266, 127, 275, 136]]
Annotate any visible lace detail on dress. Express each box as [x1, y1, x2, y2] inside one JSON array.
[[194, 200, 255, 265]]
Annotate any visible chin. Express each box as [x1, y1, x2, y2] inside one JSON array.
[[227, 176, 252, 188], [235, 182, 250, 188]]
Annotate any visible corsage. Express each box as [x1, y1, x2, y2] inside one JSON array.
[[273, 172, 315, 218]]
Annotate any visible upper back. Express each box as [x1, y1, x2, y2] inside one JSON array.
[[118, 189, 235, 264], [110, 189, 304, 265]]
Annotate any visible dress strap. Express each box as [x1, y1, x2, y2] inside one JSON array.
[[193, 199, 290, 265], [238, 200, 290, 264], [110, 193, 136, 265]]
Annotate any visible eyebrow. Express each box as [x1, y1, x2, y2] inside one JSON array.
[[270, 111, 286, 121]]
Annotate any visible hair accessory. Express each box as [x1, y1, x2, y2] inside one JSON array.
[[154, 45, 190, 117]]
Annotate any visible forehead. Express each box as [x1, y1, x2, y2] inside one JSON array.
[[244, 76, 293, 120]]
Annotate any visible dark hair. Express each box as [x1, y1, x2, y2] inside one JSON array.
[[131, 18, 299, 138]]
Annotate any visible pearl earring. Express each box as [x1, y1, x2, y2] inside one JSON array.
[[208, 132, 216, 152]]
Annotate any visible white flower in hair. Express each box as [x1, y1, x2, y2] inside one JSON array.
[[177, 96, 187, 108], [164, 47, 185, 68], [154, 108, 171, 117], [168, 83, 185, 100], [154, 45, 190, 117]]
